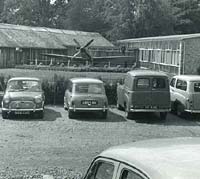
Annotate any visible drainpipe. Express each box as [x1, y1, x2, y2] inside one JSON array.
[[178, 41, 183, 75]]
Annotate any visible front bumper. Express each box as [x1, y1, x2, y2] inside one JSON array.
[[69, 106, 108, 112], [2, 107, 44, 112]]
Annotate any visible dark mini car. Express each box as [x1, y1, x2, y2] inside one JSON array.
[[1, 77, 45, 119], [64, 78, 108, 119]]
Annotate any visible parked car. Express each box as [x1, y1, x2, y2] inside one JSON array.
[[170, 75, 200, 116], [1, 77, 45, 119], [84, 137, 200, 179], [117, 70, 171, 120], [64, 78, 108, 119]]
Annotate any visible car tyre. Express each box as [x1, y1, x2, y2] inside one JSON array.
[[68, 110, 75, 119], [2, 110, 8, 119], [176, 103, 184, 117], [101, 110, 108, 119], [160, 112, 167, 121], [117, 103, 123, 111], [36, 110, 44, 119]]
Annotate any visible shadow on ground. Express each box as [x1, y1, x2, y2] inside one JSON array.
[[4, 108, 61, 121], [71, 109, 126, 122]]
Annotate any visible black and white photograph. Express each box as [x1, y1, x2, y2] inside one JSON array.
[[0, 0, 200, 178]]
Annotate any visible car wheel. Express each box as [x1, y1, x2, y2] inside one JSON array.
[[68, 110, 75, 119], [36, 110, 44, 119], [160, 112, 167, 121], [101, 111, 108, 119], [176, 103, 184, 117], [125, 104, 132, 119], [117, 103, 123, 110], [2, 110, 8, 119]]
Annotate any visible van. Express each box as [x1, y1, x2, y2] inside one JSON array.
[[117, 70, 171, 120], [170, 75, 200, 116]]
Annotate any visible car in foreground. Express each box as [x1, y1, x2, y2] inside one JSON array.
[[64, 78, 108, 119], [117, 70, 171, 120], [84, 137, 200, 179], [1, 77, 45, 119], [170, 75, 200, 116]]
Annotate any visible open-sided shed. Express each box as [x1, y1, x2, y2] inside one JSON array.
[[0, 23, 114, 67]]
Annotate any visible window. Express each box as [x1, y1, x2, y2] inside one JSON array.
[[176, 79, 187, 91], [136, 78, 150, 89], [170, 78, 176, 87], [121, 169, 144, 179], [194, 82, 200, 92], [86, 161, 114, 179], [152, 78, 166, 89], [75, 83, 103, 94]]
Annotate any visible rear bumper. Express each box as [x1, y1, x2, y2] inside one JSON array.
[[129, 109, 171, 112], [185, 109, 200, 113], [69, 107, 108, 112]]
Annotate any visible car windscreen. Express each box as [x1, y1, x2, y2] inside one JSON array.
[[75, 83, 104, 94], [7, 80, 42, 92]]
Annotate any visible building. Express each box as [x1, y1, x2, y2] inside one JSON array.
[[118, 34, 200, 75], [0, 23, 114, 68]]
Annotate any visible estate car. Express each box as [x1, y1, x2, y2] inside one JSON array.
[[84, 137, 200, 179], [1, 77, 45, 119], [117, 70, 171, 120], [64, 78, 108, 119], [170, 75, 200, 116]]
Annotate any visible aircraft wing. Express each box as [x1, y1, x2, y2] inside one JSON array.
[[41, 53, 83, 60], [93, 56, 134, 60]]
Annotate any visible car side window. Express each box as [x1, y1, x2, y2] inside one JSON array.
[[176, 79, 187, 91], [194, 82, 200, 92], [136, 78, 150, 89], [120, 169, 144, 179], [170, 78, 176, 87], [86, 160, 114, 179]]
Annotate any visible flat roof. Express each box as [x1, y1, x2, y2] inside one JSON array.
[[118, 33, 200, 43], [173, 75, 200, 82], [99, 137, 200, 179], [70, 78, 103, 84], [127, 70, 168, 77]]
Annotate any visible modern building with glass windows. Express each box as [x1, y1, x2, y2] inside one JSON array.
[[118, 34, 200, 75]]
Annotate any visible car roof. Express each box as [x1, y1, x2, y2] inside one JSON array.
[[8, 77, 41, 82], [70, 78, 103, 84], [99, 137, 200, 179], [173, 75, 200, 82], [128, 70, 168, 77]]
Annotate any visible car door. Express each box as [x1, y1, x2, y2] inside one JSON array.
[[116, 163, 149, 179], [84, 157, 119, 179]]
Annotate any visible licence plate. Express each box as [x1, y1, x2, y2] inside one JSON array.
[[81, 100, 97, 105], [15, 111, 30, 115]]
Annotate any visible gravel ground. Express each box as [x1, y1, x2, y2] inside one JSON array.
[[1, 105, 200, 178]]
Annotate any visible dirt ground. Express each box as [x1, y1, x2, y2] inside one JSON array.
[[1, 106, 200, 178]]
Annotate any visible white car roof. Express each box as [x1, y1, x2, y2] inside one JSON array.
[[173, 75, 200, 82], [99, 137, 200, 179], [8, 77, 41, 82], [70, 78, 103, 84]]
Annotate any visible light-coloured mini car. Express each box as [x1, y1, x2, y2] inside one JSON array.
[[170, 75, 200, 115], [117, 70, 171, 120], [64, 78, 108, 119], [1, 77, 45, 119], [84, 137, 200, 179]]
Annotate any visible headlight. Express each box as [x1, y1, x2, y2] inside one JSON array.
[[35, 96, 42, 103], [4, 97, 10, 104]]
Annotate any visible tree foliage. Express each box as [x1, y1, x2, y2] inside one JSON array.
[[0, 0, 199, 41]]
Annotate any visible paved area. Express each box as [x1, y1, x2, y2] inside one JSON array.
[[0, 106, 200, 178]]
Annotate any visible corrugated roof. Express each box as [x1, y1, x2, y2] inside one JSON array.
[[0, 23, 114, 48], [118, 33, 200, 43]]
